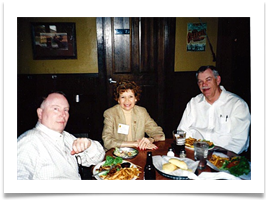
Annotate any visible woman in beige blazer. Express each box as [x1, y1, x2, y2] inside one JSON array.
[[102, 81, 165, 151]]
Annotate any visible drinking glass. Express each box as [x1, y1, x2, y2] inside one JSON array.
[[194, 141, 209, 169], [172, 130, 186, 156]]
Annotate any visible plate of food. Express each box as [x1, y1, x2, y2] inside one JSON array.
[[152, 155, 199, 180], [207, 152, 251, 180], [207, 152, 229, 169], [113, 147, 139, 159], [185, 137, 215, 150], [92, 155, 141, 180]]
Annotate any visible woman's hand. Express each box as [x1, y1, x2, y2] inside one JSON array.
[[137, 137, 158, 150]]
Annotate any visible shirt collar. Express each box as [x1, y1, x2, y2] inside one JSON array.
[[36, 122, 64, 142], [217, 86, 227, 103], [198, 85, 226, 104]]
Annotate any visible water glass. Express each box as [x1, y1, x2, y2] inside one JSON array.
[[194, 141, 209, 169]]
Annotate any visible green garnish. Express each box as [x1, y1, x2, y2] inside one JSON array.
[[102, 155, 123, 167], [221, 156, 250, 177]]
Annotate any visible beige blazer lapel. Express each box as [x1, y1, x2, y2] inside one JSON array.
[[114, 105, 128, 140], [132, 106, 140, 141]]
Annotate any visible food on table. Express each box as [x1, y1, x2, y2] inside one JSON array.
[[103, 155, 123, 167], [113, 147, 138, 158], [104, 166, 141, 180], [162, 158, 188, 172], [95, 155, 141, 180], [185, 137, 214, 148], [185, 137, 196, 148], [221, 156, 250, 177], [162, 162, 178, 172], [209, 154, 250, 177], [202, 140, 214, 148], [209, 154, 229, 168], [168, 158, 188, 170], [120, 162, 131, 168]]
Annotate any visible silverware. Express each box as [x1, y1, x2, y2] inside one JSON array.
[[92, 170, 109, 177], [92, 165, 115, 177]]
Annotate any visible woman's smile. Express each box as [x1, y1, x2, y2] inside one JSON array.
[[118, 89, 137, 111]]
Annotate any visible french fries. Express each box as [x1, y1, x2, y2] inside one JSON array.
[[102, 166, 141, 180], [185, 137, 196, 148], [209, 154, 229, 168], [185, 137, 214, 148]]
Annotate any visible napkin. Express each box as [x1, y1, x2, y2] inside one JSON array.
[[153, 155, 243, 180], [188, 171, 241, 180]]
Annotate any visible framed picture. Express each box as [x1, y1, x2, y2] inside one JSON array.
[[187, 22, 207, 52], [31, 22, 77, 60]]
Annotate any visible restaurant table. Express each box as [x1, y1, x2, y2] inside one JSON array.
[[92, 138, 218, 180]]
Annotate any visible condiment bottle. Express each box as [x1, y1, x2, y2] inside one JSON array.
[[167, 147, 175, 157], [144, 152, 156, 180], [179, 150, 186, 158]]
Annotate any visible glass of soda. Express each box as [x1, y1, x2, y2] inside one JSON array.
[[172, 130, 186, 155]]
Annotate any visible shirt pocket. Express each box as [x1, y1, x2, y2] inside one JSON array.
[[216, 114, 230, 134]]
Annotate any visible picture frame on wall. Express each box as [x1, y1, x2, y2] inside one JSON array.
[[31, 22, 77, 60]]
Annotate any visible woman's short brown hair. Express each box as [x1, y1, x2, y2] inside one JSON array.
[[114, 80, 142, 101]]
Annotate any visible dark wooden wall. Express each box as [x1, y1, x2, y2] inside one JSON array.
[[216, 17, 251, 109], [17, 74, 105, 142]]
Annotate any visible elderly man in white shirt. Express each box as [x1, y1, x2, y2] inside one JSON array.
[[17, 92, 105, 180], [178, 66, 251, 155]]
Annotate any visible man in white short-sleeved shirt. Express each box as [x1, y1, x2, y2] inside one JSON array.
[[178, 66, 250, 154]]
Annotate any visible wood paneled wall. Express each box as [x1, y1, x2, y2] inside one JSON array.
[[17, 74, 104, 142]]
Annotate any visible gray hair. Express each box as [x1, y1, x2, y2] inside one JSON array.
[[196, 65, 220, 79]]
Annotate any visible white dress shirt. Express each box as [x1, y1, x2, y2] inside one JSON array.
[[178, 86, 251, 154], [17, 122, 105, 180]]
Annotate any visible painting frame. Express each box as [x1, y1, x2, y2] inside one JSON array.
[[187, 22, 207, 52], [31, 22, 77, 60]]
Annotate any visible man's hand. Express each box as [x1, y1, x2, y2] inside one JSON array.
[[71, 138, 91, 155]]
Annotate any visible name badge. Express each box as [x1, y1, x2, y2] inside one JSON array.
[[117, 123, 129, 135]]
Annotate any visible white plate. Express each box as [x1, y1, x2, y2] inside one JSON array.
[[185, 145, 214, 150], [207, 152, 251, 180], [207, 152, 229, 172], [113, 147, 139, 159], [185, 137, 215, 150], [92, 160, 139, 180]]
